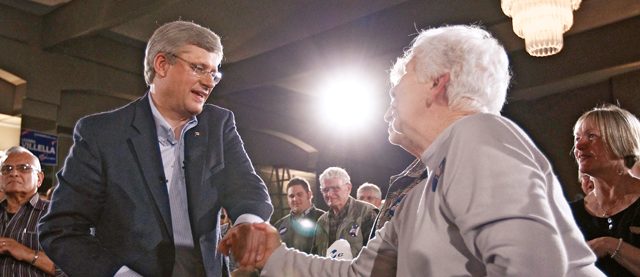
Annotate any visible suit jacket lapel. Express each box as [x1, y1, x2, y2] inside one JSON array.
[[129, 94, 173, 237], [184, 122, 209, 236]]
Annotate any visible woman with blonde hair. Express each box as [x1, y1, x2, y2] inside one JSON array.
[[571, 104, 640, 276]]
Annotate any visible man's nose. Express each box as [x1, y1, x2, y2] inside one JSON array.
[[384, 107, 393, 123]]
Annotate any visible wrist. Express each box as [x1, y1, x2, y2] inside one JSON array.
[[610, 238, 623, 259], [30, 249, 39, 265]]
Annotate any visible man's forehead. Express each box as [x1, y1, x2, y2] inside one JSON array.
[[3, 152, 36, 165], [322, 177, 347, 186]]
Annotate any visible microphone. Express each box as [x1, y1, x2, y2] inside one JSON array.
[[326, 239, 352, 260]]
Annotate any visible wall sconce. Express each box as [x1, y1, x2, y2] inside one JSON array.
[[501, 0, 581, 57]]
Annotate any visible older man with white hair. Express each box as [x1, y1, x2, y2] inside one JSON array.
[[0, 146, 64, 276], [220, 25, 604, 276]]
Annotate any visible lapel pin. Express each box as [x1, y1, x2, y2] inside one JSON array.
[[194, 131, 200, 136]]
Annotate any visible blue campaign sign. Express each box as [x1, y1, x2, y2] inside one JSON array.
[[20, 130, 58, 166]]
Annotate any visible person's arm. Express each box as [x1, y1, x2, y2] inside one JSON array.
[[588, 236, 640, 275], [220, 222, 398, 277], [0, 238, 58, 275], [38, 118, 122, 276], [217, 110, 272, 222]]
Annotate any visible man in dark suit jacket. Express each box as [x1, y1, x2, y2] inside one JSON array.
[[38, 21, 273, 277]]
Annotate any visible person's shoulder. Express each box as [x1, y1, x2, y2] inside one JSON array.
[[352, 198, 377, 212], [450, 113, 529, 146], [77, 97, 139, 128], [310, 207, 326, 218], [201, 103, 233, 117], [452, 113, 512, 134], [274, 214, 291, 227]]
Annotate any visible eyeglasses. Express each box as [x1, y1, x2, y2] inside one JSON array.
[[320, 186, 342, 194], [0, 164, 39, 175], [169, 53, 222, 84]]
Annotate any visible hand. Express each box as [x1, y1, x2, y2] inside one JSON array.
[[587, 236, 617, 258], [0, 237, 37, 263], [218, 223, 281, 270]]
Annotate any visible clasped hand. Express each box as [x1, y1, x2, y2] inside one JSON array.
[[218, 222, 281, 271]]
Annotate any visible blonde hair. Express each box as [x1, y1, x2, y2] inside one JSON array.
[[574, 104, 640, 159]]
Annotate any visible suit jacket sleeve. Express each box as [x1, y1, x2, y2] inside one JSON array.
[[38, 117, 122, 277], [216, 110, 273, 222]]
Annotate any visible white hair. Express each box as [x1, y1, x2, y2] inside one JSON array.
[[357, 182, 381, 199], [319, 167, 350, 186], [390, 25, 511, 114]]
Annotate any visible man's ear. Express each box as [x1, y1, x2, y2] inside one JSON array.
[[36, 171, 44, 188], [154, 53, 171, 78], [433, 73, 450, 92], [433, 73, 450, 103]]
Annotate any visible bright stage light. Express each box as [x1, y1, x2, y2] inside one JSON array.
[[316, 70, 378, 131]]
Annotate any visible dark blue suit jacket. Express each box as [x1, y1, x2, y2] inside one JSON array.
[[39, 94, 273, 277]]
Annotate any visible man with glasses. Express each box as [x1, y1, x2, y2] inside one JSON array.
[[39, 21, 272, 277], [311, 167, 377, 258], [0, 146, 64, 276]]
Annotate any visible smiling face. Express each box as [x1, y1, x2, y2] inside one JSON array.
[[287, 184, 312, 215], [152, 44, 222, 120], [0, 151, 43, 197], [320, 177, 352, 213], [573, 119, 619, 177]]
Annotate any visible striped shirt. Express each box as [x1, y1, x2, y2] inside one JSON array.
[[0, 194, 64, 276]]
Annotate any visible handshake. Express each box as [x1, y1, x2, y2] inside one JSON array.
[[218, 223, 282, 272]]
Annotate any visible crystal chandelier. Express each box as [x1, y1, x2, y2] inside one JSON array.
[[501, 0, 581, 57]]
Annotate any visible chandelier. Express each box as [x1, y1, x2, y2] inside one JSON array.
[[501, 0, 581, 57]]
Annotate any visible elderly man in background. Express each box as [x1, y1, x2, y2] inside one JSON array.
[[220, 25, 604, 276], [0, 146, 64, 276], [356, 182, 382, 208], [311, 167, 377, 258], [273, 177, 324, 254]]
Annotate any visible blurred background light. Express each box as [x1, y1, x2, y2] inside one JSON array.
[[316, 69, 379, 132]]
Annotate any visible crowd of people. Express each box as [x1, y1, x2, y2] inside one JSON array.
[[0, 19, 639, 276]]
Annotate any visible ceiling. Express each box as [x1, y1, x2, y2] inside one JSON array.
[[1, 0, 640, 187]]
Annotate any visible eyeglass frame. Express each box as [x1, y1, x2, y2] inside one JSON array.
[[320, 185, 344, 194], [167, 53, 222, 84], [0, 164, 40, 176]]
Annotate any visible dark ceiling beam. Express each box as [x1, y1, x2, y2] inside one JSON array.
[[216, 0, 504, 96], [0, 4, 40, 43], [42, 0, 180, 48], [51, 34, 143, 75], [509, 16, 640, 100]]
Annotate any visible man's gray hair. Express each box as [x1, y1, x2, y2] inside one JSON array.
[[144, 20, 223, 85], [390, 25, 511, 115], [357, 182, 381, 199], [319, 167, 350, 186], [3, 146, 41, 171]]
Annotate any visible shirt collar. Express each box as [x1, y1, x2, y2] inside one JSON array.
[[148, 94, 198, 144]]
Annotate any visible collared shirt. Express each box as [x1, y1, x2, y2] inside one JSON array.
[[328, 201, 350, 241], [374, 159, 427, 230], [149, 96, 203, 276], [0, 194, 65, 277]]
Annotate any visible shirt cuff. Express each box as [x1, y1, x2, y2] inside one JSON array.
[[114, 266, 142, 277], [234, 214, 265, 225]]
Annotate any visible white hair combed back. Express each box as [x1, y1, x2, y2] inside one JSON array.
[[391, 25, 511, 114], [319, 167, 351, 186]]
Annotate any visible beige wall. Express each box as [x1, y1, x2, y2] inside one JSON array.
[[0, 124, 20, 151]]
